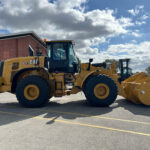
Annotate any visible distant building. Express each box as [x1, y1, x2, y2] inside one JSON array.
[[0, 31, 47, 61]]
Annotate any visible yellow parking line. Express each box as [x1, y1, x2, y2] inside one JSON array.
[[35, 109, 150, 125], [0, 110, 150, 137], [0, 104, 150, 125]]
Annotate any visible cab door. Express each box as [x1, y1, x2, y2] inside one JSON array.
[[48, 42, 69, 72]]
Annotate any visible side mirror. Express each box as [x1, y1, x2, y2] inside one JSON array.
[[89, 58, 93, 63]]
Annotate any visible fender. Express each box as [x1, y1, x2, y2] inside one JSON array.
[[11, 67, 49, 93]]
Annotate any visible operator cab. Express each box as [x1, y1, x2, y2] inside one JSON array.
[[45, 40, 80, 73], [118, 59, 133, 82]]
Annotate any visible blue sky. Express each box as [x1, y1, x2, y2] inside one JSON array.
[[87, 0, 150, 49], [0, 0, 150, 71]]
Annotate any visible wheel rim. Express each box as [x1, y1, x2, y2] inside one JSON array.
[[24, 84, 40, 101], [94, 83, 110, 99]]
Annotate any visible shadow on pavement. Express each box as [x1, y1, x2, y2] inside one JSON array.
[[43, 100, 118, 124], [0, 99, 117, 126], [0, 98, 149, 126], [116, 99, 150, 116]]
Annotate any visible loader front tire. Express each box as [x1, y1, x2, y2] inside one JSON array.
[[84, 75, 118, 107], [16, 76, 50, 108]]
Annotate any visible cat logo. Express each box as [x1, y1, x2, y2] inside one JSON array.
[[30, 59, 38, 65]]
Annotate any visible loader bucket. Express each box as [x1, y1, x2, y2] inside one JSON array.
[[121, 72, 150, 105]]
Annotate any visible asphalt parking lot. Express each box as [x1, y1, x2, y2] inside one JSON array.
[[0, 92, 150, 150]]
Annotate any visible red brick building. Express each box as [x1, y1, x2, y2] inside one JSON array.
[[0, 31, 47, 61]]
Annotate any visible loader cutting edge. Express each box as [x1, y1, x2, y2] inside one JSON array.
[[121, 72, 150, 105]]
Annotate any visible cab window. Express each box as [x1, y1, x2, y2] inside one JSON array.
[[53, 43, 67, 60], [68, 43, 78, 67], [47, 45, 51, 58]]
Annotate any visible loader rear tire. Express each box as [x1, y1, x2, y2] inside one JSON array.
[[16, 76, 50, 108], [84, 75, 118, 107]]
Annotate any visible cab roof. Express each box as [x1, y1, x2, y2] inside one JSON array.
[[46, 40, 73, 43]]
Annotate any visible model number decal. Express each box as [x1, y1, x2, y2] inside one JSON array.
[[23, 62, 28, 65]]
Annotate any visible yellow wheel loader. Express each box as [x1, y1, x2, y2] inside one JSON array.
[[0, 40, 149, 107]]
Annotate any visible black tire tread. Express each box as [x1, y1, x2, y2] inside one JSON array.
[[16, 75, 50, 108], [84, 75, 118, 107]]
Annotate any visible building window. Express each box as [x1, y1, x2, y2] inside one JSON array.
[[29, 45, 34, 56]]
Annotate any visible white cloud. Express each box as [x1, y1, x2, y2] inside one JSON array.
[[56, 0, 87, 11], [128, 5, 144, 16], [119, 17, 134, 27], [128, 9, 138, 16], [83, 42, 150, 72], [0, 0, 134, 63], [128, 5, 149, 27], [135, 21, 146, 26], [131, 31, 142, 37], [138, 5, 144, 9], [141, 14, 149, 20], [131, 40, 137, 43], [91, 37, 106, 46], [0, 0, 148, 72], [0, 0, 129, 37]]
